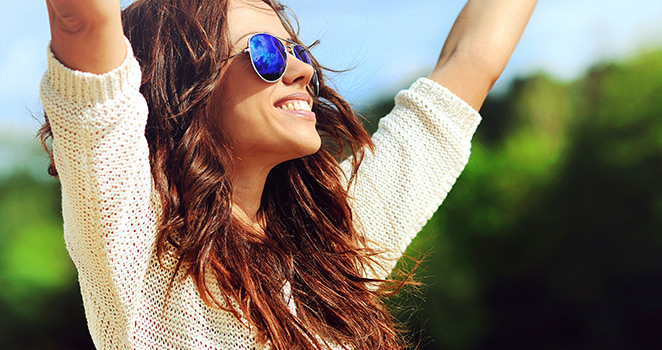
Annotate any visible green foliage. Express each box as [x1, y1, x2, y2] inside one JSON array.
[[381, 49, 662, 349], [0, 161, 92, 348]]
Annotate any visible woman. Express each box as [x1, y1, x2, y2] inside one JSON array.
[[40, 0, 536, 348]]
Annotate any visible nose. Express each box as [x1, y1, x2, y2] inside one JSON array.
[[281, 52, 316, 92]]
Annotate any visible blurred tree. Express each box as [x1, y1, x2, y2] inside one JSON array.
[[379, 49, 662, 349], [0, 144, 94, 349]]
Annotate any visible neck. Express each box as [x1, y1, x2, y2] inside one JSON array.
[[230, 158, 273, 229]]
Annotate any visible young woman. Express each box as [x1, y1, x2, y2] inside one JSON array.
[[40, 0, 537, 348]]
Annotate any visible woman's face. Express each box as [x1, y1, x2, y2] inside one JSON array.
[[212, 0, 320, 169]]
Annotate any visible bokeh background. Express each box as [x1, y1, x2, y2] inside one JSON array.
[[1, 0, 662, 349]]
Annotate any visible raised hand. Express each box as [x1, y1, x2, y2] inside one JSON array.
[[45, 0, 126, 73]]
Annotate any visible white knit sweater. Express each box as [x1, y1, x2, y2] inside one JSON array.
[[39, 40, 481, 349]]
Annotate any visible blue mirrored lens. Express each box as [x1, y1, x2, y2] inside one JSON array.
[[292, 45, 311, 64], [249, 34, 286, 82]]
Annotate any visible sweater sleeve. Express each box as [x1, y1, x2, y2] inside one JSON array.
[[39, 38, 156, 338], [341, 77, 481, 280]]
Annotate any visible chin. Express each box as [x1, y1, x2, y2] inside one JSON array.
[[296, 136, 322, 158], [281, 132, 321, 161]]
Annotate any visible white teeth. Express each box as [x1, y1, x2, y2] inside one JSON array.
[[277, 100, 312, 112]]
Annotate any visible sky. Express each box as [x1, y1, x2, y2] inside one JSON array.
[[1, 0, 662, 137]]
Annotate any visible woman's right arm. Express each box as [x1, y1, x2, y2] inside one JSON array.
[[42, 1, 157, 339], [46, 0, 125, 73]]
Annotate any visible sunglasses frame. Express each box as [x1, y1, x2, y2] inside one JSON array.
[[223, 33, 320, 96]]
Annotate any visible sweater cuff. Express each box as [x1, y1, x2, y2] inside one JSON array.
[[45, 37, 142, 106], [397, 77, 482, 140]]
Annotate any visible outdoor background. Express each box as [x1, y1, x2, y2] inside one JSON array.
[[1, 1, 662, 349]]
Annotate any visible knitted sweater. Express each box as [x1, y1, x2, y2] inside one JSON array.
[[39, 40, 481, 349]]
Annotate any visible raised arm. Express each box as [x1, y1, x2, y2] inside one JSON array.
[[46, 0, 125, 73], [42, 2, 157, 345], [428, 0, 538, 110], [346, 1, 536, 280]]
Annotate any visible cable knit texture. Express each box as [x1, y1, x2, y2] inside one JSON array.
[[39, 39, 481, 349]]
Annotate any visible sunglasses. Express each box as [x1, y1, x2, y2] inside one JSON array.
[[223, 33, 320, 97]]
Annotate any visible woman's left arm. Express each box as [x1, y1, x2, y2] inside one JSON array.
[[345, 0, 537, 280], [429, 0, 538, 110]]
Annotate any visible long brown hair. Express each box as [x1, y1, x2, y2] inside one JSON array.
[[40, 0, 410, 348]]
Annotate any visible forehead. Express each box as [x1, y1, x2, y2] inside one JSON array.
[[228, 0, 290, 47]]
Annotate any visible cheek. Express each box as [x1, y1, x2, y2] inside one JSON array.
[[221, 91, 279, 148], [221, 98, 261, 144], [213, 67, 269, 143]]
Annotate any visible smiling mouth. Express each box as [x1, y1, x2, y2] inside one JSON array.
[[275, 100, 313, 112]]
